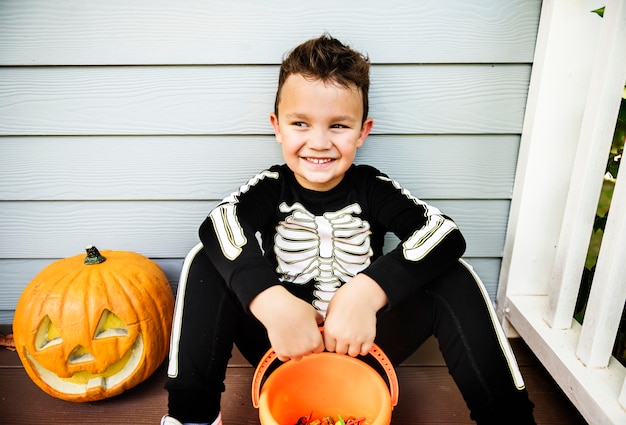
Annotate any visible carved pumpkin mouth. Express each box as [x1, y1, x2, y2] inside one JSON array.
[[24, 334, 144, 395]]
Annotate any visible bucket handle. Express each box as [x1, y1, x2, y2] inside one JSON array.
[[251, 329, 399, 409]]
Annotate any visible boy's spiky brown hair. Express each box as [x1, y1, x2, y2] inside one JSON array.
[[274, 34, 371, 123]]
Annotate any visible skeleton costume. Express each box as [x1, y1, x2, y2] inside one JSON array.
[[165, 164, 536, 424]]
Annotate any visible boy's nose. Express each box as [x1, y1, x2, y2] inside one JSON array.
[[307, 129, 332, 150]]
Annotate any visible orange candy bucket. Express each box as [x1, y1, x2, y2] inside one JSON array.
[[251, 340, 399, 425]]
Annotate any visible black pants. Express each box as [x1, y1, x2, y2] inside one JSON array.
[[165, 244, 535, 424]]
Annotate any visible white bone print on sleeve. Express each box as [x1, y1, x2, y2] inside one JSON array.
[[208, 203, 246, 261], [209, 170, 279, 260], [376, 176, 459, 261], [275, 202, 372, 314]]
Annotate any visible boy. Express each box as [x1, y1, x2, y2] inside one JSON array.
[[162, 34, 536, 425]]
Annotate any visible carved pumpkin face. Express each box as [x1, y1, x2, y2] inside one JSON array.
[[13, 246, 175, 402]]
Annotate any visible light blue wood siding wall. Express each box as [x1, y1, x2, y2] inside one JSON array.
[[0, 0, 541, 323]]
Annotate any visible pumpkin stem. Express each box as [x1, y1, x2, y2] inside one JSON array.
[[84, 245, 106, 265]]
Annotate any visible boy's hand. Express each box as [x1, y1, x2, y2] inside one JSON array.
[[249, 285, 324, 362], [323, 274, 387, 357]]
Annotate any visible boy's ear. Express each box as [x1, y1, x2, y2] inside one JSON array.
[[270, 112, 282, 143], [357, 117, 374, 148]]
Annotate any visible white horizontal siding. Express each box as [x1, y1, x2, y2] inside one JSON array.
[[0, 0, 540, 322], [0, 65, 531, 135], [0, 135, 519, 201], [0, 0, 540, 65]]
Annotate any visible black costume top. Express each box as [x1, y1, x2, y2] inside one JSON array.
[[200, 164, 466, 314]]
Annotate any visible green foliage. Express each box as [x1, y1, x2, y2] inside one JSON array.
[[591, 7, 605, 17]]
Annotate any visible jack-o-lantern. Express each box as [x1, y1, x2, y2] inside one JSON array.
[[13, 246, 175, 402]]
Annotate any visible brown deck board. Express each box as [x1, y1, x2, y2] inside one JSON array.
[[0, 331, 587, 425]]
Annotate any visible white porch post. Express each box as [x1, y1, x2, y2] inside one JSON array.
[[573, 0, 626, 368], [545, 0, 626, 331], [497, 0, 626, 423], [497, 0, 603, 309]]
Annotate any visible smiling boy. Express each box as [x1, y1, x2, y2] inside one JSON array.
[[272, 73, 372, 192], [162, 34, 536, 425]]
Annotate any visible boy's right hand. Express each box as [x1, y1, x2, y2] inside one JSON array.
[[249, 285, 324, 362]]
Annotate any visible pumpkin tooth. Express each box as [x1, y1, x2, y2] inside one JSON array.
[[87, 376, 105, 390]]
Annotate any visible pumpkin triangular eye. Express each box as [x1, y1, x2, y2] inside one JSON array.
[[35, 316, 63, 350], [94, 309, 128, 339]]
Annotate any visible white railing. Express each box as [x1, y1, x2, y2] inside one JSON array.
[[496, 0, 626, 424]]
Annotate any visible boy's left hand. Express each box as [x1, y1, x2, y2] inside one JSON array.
[[323, 274, 387, 357]]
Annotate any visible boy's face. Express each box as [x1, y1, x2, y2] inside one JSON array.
[[270, 73, 373, 192]]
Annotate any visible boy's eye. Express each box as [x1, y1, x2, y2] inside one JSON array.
[[293, 122, 308, 127], [331, 124, 349, 129]]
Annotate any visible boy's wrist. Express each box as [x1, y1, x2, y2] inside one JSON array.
[[335, 274, 387, 313], [355, 273, 388, 311], [249, 285, 290, 324]]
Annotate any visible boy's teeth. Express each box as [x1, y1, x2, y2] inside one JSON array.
[[307, 158, 332, 164]]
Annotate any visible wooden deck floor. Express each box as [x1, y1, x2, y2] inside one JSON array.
[[0, 329, 587, 425]]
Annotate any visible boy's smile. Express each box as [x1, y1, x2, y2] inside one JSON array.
[[270, 74, 373, 192]]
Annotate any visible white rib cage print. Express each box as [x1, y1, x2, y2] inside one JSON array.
[[274, 202, 372, 314]]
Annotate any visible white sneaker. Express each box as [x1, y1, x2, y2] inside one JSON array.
[[160, 413, 222, 425]]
